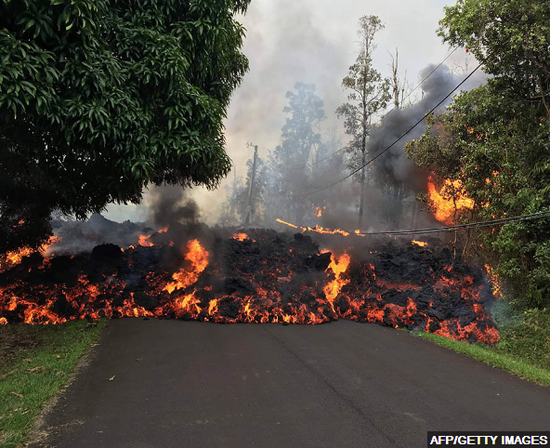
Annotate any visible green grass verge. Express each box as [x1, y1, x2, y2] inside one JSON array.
[[0, 320, 106, 448], [414, 330, 550, 388]]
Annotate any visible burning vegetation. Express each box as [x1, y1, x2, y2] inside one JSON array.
[[0, 224, 500, 345], [427, 176, 474, 225]]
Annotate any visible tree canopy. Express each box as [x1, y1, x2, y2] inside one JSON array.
[[0, 0, 251, 251], [269, 82, 325, 225]]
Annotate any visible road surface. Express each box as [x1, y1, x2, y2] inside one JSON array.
[[30, 319, 550, 448]]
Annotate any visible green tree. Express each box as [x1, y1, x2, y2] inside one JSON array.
[[439, 0, 550, 105], [337, 15, 390, 229], [269, 82, 325, 225], [406, 0, 550, 307], [0, 0, 251, 252]]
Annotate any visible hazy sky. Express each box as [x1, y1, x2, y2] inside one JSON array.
[[105, 0, 470, 224]]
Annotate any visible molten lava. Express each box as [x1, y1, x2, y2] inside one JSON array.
[[412, 240, 428, 247], [277, 219, 351, 237], [138, 234, 154, 247], [0, 235, 61, 272], [323, 251, 351, 312], [164, 240, 209, 294], [427, 176, 474, 225], [276, 219, 299, 229], [4, 247, 33, 267], [232, 233, 249, 241], [0, 229, 500, 345]]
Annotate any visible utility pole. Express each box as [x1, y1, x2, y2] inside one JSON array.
[[244, 143, 258, 226]]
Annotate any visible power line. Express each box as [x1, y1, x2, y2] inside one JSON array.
[[356, 211, 550, 236], [285, 46, 460, 173], [287, 62, 482, 198], [275, 211, 550, 237], [285, 143, 348, 172], [399, 46, 459, 108]]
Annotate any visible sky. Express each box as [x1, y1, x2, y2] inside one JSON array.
[[104, 0, 471, 224]]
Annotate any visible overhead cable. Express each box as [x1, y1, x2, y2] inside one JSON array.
[[286, 46, 460, 172], [356, 211, 550, 235]]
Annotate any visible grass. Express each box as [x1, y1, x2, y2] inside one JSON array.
[[412, 306, 550, 388], [0, 320, 106, 448]]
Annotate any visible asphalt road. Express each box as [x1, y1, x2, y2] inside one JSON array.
[[31, 320, 550, 448]]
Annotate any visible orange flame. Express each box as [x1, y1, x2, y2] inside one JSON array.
[[0, 235, 61, 271], [277, 219, 352, 237], [276, 218, 299, 229], [164, 240, 209, 294], [232, 233, 249, 241], [427, 176, 474, 224], [5, 247, 33, 266], [41, 235, 61, 255], [412, 240, 428, 247], [138, 234, 154, 247], [0, 233, 500, 345], [484, 264, 502, 299], [315, 207, 326, 218], [324, 252, 351, 312]]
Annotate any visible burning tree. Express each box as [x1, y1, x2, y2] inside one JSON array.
[[0, 0, 251, 252], [406, 0, 550, 307], [337, 15, 391, 229]]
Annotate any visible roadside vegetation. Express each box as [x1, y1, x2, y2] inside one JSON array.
[[415, 303, 550, 387], [405, 0, 550, 384], [0, 320, 106, 447], [406, 0, 550, 309]]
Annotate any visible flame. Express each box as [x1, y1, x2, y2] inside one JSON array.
[[164, 240, 209, 294], [138, 234, 154, 247], [277, 219, 351, 237], [5, 247, 33, 266], [0, 235, 61, 271], [276, 218, 299, 229], [427, 176, 474, 225], [484, 264, 502, 299], [41, 235, 60, 254], [315, 207, 326, 218], [232, 233, 249, 241], [323, 252, 351, 313], [412, 240, 428, 247], [0, 232, 499, 345]]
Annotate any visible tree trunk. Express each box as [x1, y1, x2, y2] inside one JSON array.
[[391, 48, 400, 109], [358, 147, 367, 229], [359, 99, 368, 229], [244, 145, 258, 226]]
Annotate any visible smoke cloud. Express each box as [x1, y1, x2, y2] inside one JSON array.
[[101, 0, 484, 233]]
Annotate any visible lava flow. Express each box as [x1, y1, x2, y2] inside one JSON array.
[[0, 227, 500, 345], [0, 235, 60, 273]]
